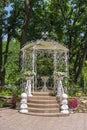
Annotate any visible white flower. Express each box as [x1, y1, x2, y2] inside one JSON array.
[[23, 71, 36, 77], [54, 71, 65, 77]]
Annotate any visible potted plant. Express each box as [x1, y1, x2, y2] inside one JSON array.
[[54, 71, 66, 78], [23, 71, 36, 77], [22, 71, 35, 80], [22, 71, 36, 96]]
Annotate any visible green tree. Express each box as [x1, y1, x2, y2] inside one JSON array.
[[0, 1, 10, 86], [0, 0, 23, 86], [21, 0, 36, 47], [5, 40, 20, 85], [46, 0, 87, 84], [0, 0, 87, 87]]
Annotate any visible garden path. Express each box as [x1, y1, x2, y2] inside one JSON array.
[[0, 108, 87, 130]]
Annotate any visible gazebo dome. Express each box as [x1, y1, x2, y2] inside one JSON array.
[[21, 39, 69, 52]]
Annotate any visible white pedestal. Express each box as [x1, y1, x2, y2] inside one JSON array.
[[56, 77, 64, 97], [25, 77, 33, 97], [41, 76, 49, 92], [61, 93, 69, 114], [28, 83, 33, 97], [20, 109, 28, 113], [19, 93, 28, 114]]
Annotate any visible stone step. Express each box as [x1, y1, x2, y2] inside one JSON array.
[[28, 103, 59, 108], [28, 99, 57, 104], [25, 112, 69, 117], [28, 107, 59, 113], [32, 92, 50, 96], [27, 91, 62, 116], [28, 96, 56, 100]]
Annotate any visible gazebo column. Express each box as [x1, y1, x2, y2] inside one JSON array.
[[53, 50, 57, 91], [21, 50, 25, 72], [32, 49, 35, 93], [65, 52, 68, 77], [64, 52, 69, 92], [21, 50, 25, 89], [24, 50, 27, 72], [34, 52, 38, 90]]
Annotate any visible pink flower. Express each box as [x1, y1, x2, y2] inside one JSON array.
[[68, 98, 78, 109], [12, 94, 18, 104]]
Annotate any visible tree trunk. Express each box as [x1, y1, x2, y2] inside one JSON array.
[[0, 14, 3, 86], [2, 33, 11, 85], [21, 0, 34, 48], [74, 36, 87, 83]]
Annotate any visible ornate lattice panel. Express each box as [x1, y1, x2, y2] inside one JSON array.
[[56, 52, 66, 72], [23, 50, 32, 71]]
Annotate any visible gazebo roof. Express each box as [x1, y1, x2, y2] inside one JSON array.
[[21, 39, 69, 52]]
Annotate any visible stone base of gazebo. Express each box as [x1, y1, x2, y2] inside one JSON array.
[[22, 91, 69, 117]]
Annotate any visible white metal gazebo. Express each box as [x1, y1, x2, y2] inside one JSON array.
[[21, 38, 69, 91]]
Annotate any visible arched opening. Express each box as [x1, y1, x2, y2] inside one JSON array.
[[36, 52, 54, 89]]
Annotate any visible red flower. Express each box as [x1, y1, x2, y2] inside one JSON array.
[[68, 98, 78, 109], [12, 94, 18, 104], [12, 98, 17, 103]]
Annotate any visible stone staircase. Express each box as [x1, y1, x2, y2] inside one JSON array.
[[27, 92, 68, 117]]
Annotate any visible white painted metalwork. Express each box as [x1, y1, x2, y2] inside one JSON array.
[[56, 77, 64, 97], [25, 77, 33, 96], [21, 39, 69, 92]]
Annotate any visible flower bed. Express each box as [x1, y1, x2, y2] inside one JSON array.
[[68, 97, 87, 113]]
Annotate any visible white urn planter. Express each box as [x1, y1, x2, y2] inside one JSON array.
[[41, 76, 49, 92]]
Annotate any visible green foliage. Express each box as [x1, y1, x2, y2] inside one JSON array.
[[37, 55, 53, 76], [0, 89, 11, 96], [0, 85, 22, 108], [0, 101, 7, 108], [14, 73, 25, 86], [67, 81, 83, 96], [23, 71, 36, 77], [5, 40, 20, 85], [82, 60, 87, 93], [1, 0, 87, 91], [0, 85, 22, 96], [54, 72, 66, 77], [82, 61, 87, 79], [14, 71, 36, 86], [7, 85, 22, 96]]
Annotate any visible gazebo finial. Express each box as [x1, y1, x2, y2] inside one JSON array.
[[42, 32, 48, 40]]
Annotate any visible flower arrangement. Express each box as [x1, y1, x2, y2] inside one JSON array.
[[23, 71, 36, 77], [54, 71, 66, 77], [68, 98, 78, 109]]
